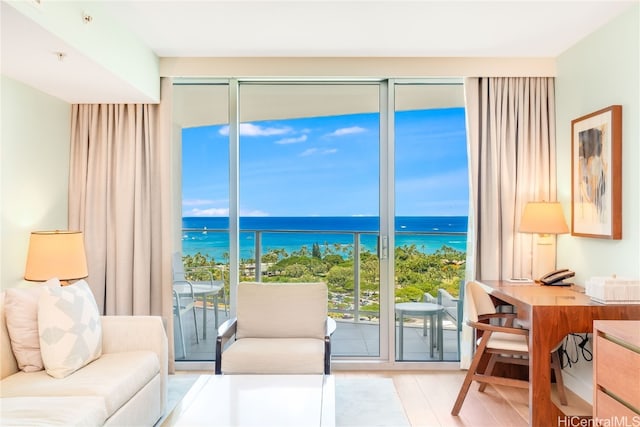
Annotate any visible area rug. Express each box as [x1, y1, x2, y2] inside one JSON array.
[[335, 377, 410, 427]]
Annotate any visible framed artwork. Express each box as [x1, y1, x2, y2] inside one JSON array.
[[571, 105, 622, 239]]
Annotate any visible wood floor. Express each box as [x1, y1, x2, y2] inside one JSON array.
[[334, 371, 591, 427], [171, 370, 591, 426]]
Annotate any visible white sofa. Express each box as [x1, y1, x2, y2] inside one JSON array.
[[0, 291, 168, 426]]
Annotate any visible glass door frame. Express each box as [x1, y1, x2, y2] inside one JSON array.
[[175, 77, 463, 369], [231, 78, 390, 362]]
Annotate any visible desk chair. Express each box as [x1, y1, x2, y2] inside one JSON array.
[[451, 280, 567, 415]]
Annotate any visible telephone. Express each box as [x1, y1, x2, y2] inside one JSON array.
[[537, 269, 575, 286]]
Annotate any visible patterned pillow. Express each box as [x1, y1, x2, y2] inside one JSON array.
[[38, 280, 102, 378], [4, 278, 61, 372]]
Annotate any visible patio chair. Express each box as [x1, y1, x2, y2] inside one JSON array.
[[451, 280, 567, 415], [215, 282, 336, 375], [172, 252, 227, 336], [437, 288, 462, 356], [172, 282, 199, 359], [422, 292, 438, 336]]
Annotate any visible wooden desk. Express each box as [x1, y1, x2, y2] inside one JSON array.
[[480, 281, 640, 426]]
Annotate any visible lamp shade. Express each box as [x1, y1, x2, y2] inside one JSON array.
[[24, 231, 88, 281], [519, 202, 569, 235]]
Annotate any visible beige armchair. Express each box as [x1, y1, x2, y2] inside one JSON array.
[[215, 282, 335, 375]]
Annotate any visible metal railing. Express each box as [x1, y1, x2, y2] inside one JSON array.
[[181, 227, 466, 322]]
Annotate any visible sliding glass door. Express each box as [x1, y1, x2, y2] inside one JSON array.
[[172, 79, 468, 365], [174, 82, 230, 361], [393, 82, 467, 362], [238, 83, 382, 358]]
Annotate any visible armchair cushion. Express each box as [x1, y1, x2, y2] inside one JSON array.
[[236, 282, 327, 340], [220, 338, 325, 374]]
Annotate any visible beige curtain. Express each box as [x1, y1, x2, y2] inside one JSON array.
[[68, 78, 175, 369], [460, 77, 556, 369], [465, 77, 557, 281]]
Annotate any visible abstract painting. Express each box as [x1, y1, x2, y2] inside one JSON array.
[[571, 105, 622, 239]]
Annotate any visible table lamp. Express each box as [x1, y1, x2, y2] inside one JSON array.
[[24, 230, 88, 285], [519, 202, 569, 280]]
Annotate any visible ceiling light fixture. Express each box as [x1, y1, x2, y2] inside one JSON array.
[[54, 52, 66, 62], [82, 13, 93, 24]]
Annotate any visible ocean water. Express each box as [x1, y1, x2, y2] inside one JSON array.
[[182, 216, 467, 262]]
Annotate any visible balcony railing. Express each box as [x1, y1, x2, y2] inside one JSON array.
[[181, 227, 466, 322]]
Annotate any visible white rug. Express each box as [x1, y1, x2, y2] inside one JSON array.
[[335, 377, 410, 427]]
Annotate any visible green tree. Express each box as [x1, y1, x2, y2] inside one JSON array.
[[326, 266, 354, 293], [312, 242, 322, 258]]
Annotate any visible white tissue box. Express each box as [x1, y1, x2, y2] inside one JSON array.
[[585, 277, 640, 304]]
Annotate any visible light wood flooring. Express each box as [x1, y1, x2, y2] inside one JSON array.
[[171, 370, 591, 426], [336, 371, 591, 427]]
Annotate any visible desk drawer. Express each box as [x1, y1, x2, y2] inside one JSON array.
[[594, 389, 639, 426], [596, 334, 640, 410]]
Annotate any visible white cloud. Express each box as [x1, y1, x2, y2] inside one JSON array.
[[276, 135, 307, 145], [182, 199, 217, 207], [184, 207, 270, 217], [185, 207, 229, 217], [299, 147, 338, 157], [240, 209, 269, 217], [219, 123, 291, 136], [327, 126, 366, 137]]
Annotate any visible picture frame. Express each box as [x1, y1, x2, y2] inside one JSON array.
[[571, 105, 622, 239]]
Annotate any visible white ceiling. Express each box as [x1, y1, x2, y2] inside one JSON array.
[[1, 0, 637, 103]]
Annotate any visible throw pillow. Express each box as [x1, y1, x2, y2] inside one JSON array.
[[38, 280, 102, 378], [4, 278, 61, 372]]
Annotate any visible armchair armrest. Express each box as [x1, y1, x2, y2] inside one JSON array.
[[215, 318, 237, 374], [468, 320, 529, 336], [478, 312, 518, 327], [324, 317, 336, 375], [326, 317, 337, 336]]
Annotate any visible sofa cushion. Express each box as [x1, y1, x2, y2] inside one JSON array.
[[236, 282, 328, 340], [38, 280, 102, 378], [0, 350, 160, 415], [3, 278, 60, 372], [221, 337, 325, 374], [0, 396, 108, 426]]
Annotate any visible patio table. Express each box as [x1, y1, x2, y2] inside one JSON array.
[[395, 302, 445, 360]]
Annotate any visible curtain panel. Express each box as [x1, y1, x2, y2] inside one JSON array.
[[465, 77, 557, 282], [460, 77, 557, 369], [68, 79, 174, 367]]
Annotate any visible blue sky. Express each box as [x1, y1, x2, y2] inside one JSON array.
[[182, 107, 468, 217]]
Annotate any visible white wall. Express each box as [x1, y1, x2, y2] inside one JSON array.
[[556, 4, 639, 287], [0, 75, 71, 289], [555, 4, 639, 403]]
